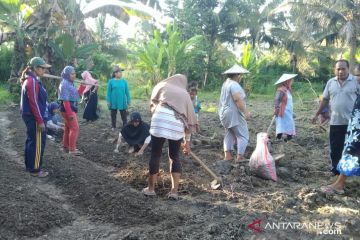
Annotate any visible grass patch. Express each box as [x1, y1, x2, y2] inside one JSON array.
[[0, 85, 12, 105]]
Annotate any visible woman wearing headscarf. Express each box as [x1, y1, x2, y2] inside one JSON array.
[[106, 66, 131, 130], [219, 64, 251, 162], [81, 71, 99, 122], [20, 57, 51, 177], [58, 66, 82, 156], [114, 112, 151, 156], [142, 74, 198, 199], [274, 74, 297, 141], [46, 102, 64, 140]]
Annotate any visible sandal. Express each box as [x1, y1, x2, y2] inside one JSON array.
[[167, 192, 179, 200], [69, 149, 83, 156], [235, 158, 248, 163], [60, 147, 69, 153], [128, 146, 135, 154], [320, 185, 345, 195], [30, 170, 49, 178], [142, 187, 156, 196]]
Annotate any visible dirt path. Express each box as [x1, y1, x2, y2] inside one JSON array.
[[0, 100, 359, 239]]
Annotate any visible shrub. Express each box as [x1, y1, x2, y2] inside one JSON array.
[[0, 43, 14, 83]]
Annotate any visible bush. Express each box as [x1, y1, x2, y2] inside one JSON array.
[[0, 43, 14, 83], [0, 84, 13, 104]]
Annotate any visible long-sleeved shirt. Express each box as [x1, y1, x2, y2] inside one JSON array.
[[46, 119, 63, 131], [20, 74, 48, 124], [106, 78, 131, 110]]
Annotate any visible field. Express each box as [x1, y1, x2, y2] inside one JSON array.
[[0, 97, 359, 240]]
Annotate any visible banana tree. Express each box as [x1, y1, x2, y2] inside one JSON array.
[[82, 0, 157, 23], [0, 0, 33, 77], [164, 24, 204, 77], [131, 23, 204, 85], [133, 30, 165, 86]]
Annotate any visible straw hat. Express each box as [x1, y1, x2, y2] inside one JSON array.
[[223, 64, 250, 75], [274, 73, 297, 85]]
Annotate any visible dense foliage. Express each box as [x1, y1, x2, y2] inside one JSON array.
[[1, 0, 360, 100]]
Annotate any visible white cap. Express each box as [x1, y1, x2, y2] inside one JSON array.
[[274, 73, 297, 85], [223, 64, 250, 74]]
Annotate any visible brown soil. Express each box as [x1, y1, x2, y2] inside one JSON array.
[[0, 99, 359, 240]]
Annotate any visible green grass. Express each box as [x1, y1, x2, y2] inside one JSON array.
[[0, 85, 12, 105]]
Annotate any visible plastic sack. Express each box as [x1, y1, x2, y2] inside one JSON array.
[[249, 132, 277, 182]]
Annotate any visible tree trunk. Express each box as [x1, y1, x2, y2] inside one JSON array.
[[290, 53, 297, 73], [203, 52, 212, 88], [349, 34, 356, 72], [10, 37, 25, 79]]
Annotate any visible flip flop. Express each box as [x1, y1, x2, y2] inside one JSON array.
[[167, 192, 179, 200], [69, 149, 83, 156], [320, 185, 345, 195], [142, 187, 156, 196], [30, 170, 49, 178], [235, 159, 248, 164], [60, 147, 69, 153]]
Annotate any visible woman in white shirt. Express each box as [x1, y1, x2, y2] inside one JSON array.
[[142, 74, 198, 200]]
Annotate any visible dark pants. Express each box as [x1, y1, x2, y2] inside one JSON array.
[[149, 135, 182, 175], [23, 115, 46, 172], [111, 109, 127, 128], [329, 125, 348, 175], [83, 91, 99, 121]]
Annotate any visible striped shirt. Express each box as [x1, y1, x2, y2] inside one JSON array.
[[150, 105, 185, 140]]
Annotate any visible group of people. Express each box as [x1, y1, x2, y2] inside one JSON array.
[[19, 56, 359, 198], [20, 58, 100, 177], [218, 64, 296, 162], [217, 60, 359, 195]]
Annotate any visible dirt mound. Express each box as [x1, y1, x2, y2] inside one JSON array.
[[0, 99, 359, 239]]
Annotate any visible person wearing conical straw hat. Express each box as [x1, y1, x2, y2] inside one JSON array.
[[274, 73, 297, 141], [219, 64, 251, 162]]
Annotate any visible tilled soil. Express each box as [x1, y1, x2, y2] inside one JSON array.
[[0, 99, 359, 240]]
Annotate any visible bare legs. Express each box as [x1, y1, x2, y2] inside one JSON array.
[[224, 150, 244, 161], [145, 172, 180, 195], [170, 172, 180, 194], [144, 136, 182, 197], [224, 151, 232, 161], [330, 174, 347, 191], [147, 174, 157, 192]]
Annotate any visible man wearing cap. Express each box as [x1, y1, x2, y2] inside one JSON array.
[[312, 59, 360, 175], [20, 57, 51, 177], [274, 73, 297, 141], [219, 64, 251, 162]]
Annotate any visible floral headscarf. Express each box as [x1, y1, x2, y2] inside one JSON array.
[[58, 66, 79, 102]]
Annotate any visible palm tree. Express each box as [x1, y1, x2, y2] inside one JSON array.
[[287, 0, 360, 70]]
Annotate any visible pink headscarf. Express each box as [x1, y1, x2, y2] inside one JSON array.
[[81, 71, 98, 95]]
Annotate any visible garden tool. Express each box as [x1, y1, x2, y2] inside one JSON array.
[[266, 115, 285, 162], [43, 73, 100, 87], [189, 151, 222, 190], [266, 115, 276, 135]]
